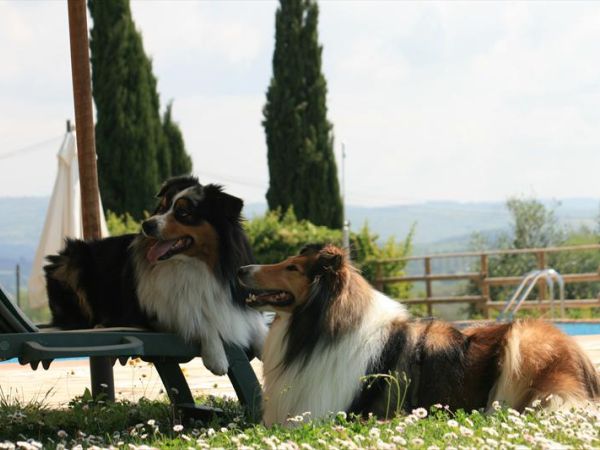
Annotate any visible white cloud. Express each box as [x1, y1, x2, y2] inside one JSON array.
[[0, 0, 599, 206]]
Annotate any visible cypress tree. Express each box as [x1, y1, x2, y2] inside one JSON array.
[[163, 101, 192, 177], [263, 0, 343, 229], [88, 0, 191, 219]]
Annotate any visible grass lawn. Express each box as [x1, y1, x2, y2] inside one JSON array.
[[0, 392, 599, 449]]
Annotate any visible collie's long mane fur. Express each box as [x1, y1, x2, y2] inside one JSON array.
[[284, 244, 371, 367], [253, 243, 600, 426]]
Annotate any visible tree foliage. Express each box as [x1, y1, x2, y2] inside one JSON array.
[[88, 0, 191, 220], [245, 209, 412, 298], [263, 0, 343, 229], [467, 197, 600, 318], [162, 102, 192, 177]]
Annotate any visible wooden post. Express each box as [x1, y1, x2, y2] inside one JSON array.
[[67, 0, 114, 401], [537, 251, 546, 303], [424, 257, 433, 317], [375, 262, 384, 292], [15, 264, 21, 309], [480, 254, 489, 319]]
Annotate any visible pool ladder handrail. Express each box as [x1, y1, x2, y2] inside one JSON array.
[[497, 268, 565, 321]]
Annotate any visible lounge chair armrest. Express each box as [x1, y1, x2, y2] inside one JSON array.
[[21, 336, 144, 363]]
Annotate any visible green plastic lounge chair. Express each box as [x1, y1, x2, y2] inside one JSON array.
[[0, 285, 262, 422]]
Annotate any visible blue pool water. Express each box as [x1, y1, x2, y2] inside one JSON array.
[[554, 321, 600, 337]]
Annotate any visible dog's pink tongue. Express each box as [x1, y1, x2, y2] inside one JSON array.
[[147, 240, 175, 264]]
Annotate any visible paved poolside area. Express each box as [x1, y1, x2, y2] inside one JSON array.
[[0, 335, 599, 408], [0, 356, 264, 407]]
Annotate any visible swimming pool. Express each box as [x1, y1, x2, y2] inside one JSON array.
[[554, 321, 600, 337], [454, 319, 600, 336]]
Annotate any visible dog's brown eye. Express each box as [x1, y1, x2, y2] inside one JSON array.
[[175, 208, 190, 218], [285, 265, 298, 272]]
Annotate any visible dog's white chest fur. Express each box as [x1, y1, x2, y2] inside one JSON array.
[[262, 291, 407, 426], [134, 255, 266, 374]]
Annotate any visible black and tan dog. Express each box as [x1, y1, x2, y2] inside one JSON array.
[[45, 176, 267, 375], [238, 244, 599, 426]]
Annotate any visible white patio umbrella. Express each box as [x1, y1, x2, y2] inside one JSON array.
[[27, 125, 109, 309]]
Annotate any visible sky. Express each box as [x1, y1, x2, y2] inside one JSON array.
[[1, 1, 600, 206]]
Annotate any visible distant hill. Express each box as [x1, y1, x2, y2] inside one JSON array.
[[0, 197, 48, 293], [245, 198, 599, 248], [0, 196, 597, 296]]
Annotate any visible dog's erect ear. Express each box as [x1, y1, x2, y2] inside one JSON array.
[[204, 184, 244, 219], [219, 191, 244, 218]]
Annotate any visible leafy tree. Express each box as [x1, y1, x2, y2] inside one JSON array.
[[506, 197, 563, 249], [88, 0, 191, 220], [466, 197, 565, 317], [162, 102, 192, 177], [106, 211, 142, 236], [596, 203, 600, 237], [244, 208, 413, 298], [263, 0, 343, 229]]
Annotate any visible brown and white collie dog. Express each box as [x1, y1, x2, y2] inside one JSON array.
[[238, 243, 599, 426]]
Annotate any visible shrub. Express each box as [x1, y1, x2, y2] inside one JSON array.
[[244, 208, 342, 264], [106, 211, 141, 236], [245, 209, 413, 299]]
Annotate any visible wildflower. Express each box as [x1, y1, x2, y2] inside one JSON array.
[[427, 446, 440, 450], [206, 428, 216, 437], [411, 437, 424, 446], [491, 400, 501, 411], [337, 411, 347, 420], [368, 428, 380, 439], [147, 419, 156, 426], [459, 426, 473, 437], [485, 439, 499, 447], [391, 436, 407, 445], [413, 407, 428, 418], [482, 427, 499, 437], [447, 419, 459, 428], [56, 430, 68, 439], [286, 415, 305, 424], [443, 432, 457, 441], [508, 415, 524, 427], [404, 414, 418, 424], [173, 424, 184, 432]]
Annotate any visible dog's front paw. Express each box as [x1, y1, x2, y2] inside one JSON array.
[[201, 349, 229, 376]]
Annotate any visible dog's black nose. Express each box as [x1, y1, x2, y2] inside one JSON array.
[[141, 219, 157, 237]]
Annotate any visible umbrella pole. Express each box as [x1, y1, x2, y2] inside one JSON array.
[[67, 0, 115, 401]]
